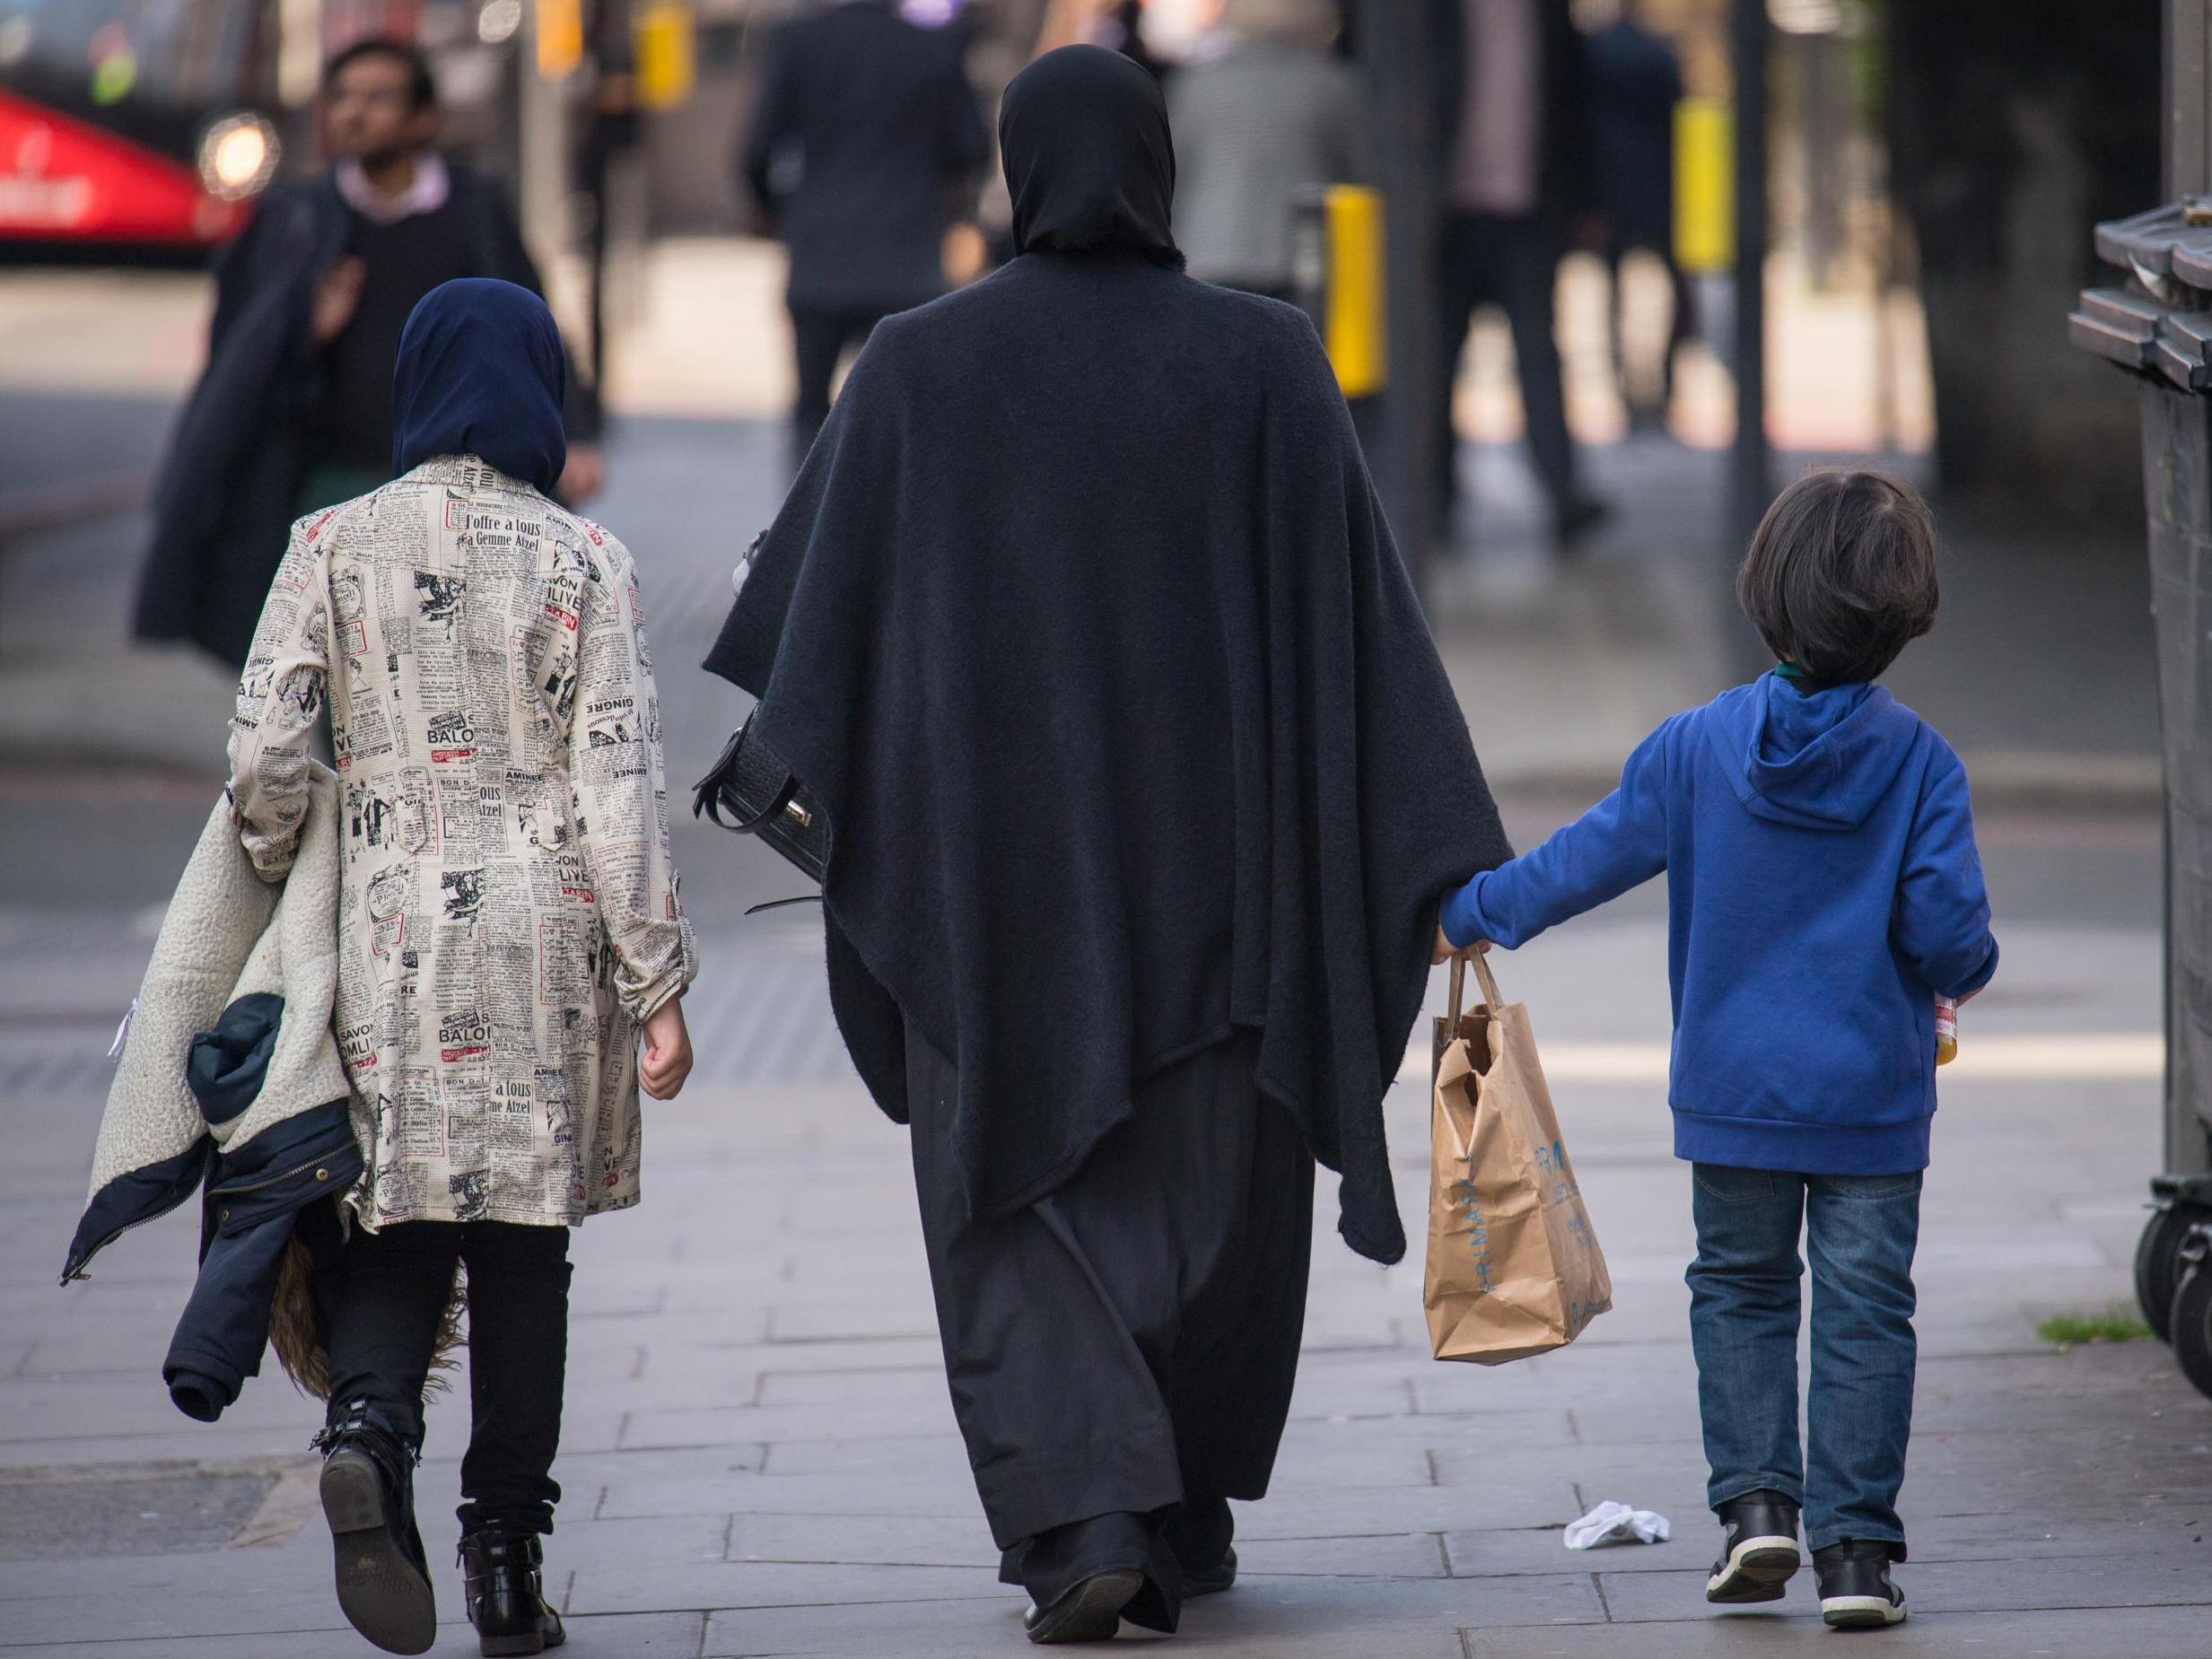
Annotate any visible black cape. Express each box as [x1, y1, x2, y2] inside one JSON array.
[[704, 253, 1508, 1264]]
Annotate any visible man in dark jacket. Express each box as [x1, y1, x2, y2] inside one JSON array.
[[135, 38, 601, 668], [1432, 0, 1607, 546], [740, 0, 990, 469]]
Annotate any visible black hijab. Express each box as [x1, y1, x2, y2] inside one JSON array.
[[1000, 45, 1182, 267], [391, 278, 566, 493]]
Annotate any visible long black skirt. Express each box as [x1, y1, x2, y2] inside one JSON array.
[[904, 1025, 1315, 1632]]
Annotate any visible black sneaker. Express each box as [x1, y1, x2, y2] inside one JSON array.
[[1814, 1539, 1908, 1628], [314, 1399, 436, 1655], [1705, 1489, 1802, 1604]]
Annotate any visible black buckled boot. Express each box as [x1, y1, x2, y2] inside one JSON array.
[[460, 1524, 566, 1656], [314, 1398, 436, 1655]]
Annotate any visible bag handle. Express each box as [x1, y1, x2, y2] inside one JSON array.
[[1445, 947, 1504, 1025], [1438, 949, 1505, 1166]]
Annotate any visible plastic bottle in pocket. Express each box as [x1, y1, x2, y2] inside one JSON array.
[[1935, 995, 1959, 1066]]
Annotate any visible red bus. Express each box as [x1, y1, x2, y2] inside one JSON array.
[[0, 0, 284, 259]]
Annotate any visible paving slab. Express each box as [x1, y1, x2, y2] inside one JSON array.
[[1461, 1604, 2212, 1659]]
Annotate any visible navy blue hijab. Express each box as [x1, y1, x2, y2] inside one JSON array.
[[391, 278, 566, 493]]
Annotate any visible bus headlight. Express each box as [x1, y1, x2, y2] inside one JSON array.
[[198, 112, 280, 200]]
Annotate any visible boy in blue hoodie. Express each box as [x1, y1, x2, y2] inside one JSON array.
[[1437, 470, 1997, 1629]]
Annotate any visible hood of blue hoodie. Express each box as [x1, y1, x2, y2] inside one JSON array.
[[1715, 675, 1921, 832]]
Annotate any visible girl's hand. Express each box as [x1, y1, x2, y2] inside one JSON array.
[[640, 999, 693, 1100]]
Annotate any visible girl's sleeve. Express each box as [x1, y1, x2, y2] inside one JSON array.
[[1441, 718, 1675, 948], [1894, 748, 1998, 998], [572, 552, 699, 1020], [226, 523, 330, 881]]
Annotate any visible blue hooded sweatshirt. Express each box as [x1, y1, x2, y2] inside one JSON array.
[[1440, 674, 1998, 1174]]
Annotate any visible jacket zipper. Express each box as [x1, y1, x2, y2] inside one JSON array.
[[214, 1148, 352, 1199], [63, 1208, 171, 1283], [66, 1143, 354, 1283]]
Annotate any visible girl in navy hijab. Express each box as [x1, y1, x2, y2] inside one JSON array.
[[390, 276, 567, 493], [227, 275, 697, 1656]]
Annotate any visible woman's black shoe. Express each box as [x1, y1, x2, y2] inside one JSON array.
[[460, 1524, 567, 1656], [314, 1399, 436, 1655], [1182, 1546, 1237, 1597], [1705, 1489, 1802, 1604], [1022, 1567, 1143, 1644], [1814, 1539, 1908, 1628]]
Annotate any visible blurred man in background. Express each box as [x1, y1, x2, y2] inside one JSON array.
[[1588, 1, 1692, 433], [741, 1, 990, 472], [1431, 0, 1607, 548], [1169, 0, 1370, 303], [135, 39, 603, 668]]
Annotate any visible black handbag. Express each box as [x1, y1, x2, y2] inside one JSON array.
[[691, 712, 828, 886]]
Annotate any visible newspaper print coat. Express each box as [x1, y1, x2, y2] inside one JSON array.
[[227, 456, 697, 1228]]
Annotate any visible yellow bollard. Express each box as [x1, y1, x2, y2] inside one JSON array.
[[1301, 185, 1387, 399], [635, 2, 696, 111], [1674, 96, 1733, 275]]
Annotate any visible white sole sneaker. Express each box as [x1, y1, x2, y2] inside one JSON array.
[[1822, 1591, 1908, 1628], [1706, 1535, 1802, 1604]]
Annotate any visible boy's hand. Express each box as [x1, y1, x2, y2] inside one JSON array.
[[640, 999, 693, 1100]]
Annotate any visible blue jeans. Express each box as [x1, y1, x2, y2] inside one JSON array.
[[1687, 1163, 1922, 1554]]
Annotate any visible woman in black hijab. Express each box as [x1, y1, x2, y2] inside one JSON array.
[[707, 46, 1508, 1645]]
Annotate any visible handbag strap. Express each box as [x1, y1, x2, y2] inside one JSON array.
[[691, 723, 800, 836]]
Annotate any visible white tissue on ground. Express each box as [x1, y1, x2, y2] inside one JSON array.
[[1563, 1499, 1672, 1550]]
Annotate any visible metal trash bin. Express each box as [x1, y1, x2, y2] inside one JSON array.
[[2071, 202, 2212, 1398]]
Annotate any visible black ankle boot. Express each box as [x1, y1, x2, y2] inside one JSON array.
[[459, 1524, 566, 1656], [314, 1399, 436, 1655]]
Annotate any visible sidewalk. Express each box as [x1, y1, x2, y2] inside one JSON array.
[[4, 916, 2207, 1655]]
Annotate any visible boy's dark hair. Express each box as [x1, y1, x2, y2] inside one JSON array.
[[1736, 468, 1939, 685], [325, 38, 438, 110]]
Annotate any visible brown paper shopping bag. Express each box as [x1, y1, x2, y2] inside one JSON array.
[[1425, 952, 1613, 1365]]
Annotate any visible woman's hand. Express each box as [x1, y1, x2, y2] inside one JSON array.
[[640, 998, 694, 1100], [1433, 924, 1491, 965]]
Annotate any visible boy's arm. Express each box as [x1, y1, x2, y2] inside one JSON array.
[[1441, 720, 1674, 949], [1894, 748, 1998, 999]]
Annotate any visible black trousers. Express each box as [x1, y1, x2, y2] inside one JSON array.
[[905, 1026, 1315, 1633], [788, 303, 894, 471], [322, 1219, 572, 1537], [1436, 210, 1579, 518]]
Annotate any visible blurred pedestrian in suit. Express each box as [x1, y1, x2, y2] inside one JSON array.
[[1169, 0, 1370, 303], [1432, 0, 1609, 547], [1589, 2, 1693, 432], [742, 0, 992, 472]]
